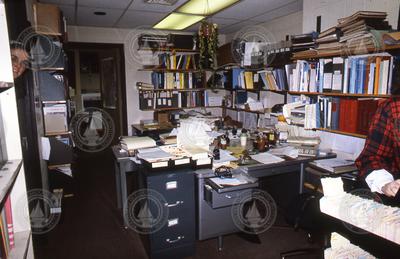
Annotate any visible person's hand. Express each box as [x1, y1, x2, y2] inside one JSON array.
[[381, 180, 400, 197]]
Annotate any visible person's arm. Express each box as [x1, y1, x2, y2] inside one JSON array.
[[355, 100, 395, 193]]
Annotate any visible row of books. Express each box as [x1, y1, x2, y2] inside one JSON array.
[[150, 72, 203, 89], [0, 196, 15, 258], [287, 53, 397, 95], [258, 69, 288, 91], [158, 53, 198, 70], [138, 90, 205, 110], [303, 97, 380, 135]]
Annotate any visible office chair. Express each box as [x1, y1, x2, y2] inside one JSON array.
[[280, 185, 329, 259]]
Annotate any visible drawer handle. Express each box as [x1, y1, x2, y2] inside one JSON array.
[[225, 194, 232, 199], [164, 201, 184, 207], [166, 236, 184, 243]]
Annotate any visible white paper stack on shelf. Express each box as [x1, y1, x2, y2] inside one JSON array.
[[120, 136, 156, 152], [324, 232, 374, 259], [320, 178, 400, 245]]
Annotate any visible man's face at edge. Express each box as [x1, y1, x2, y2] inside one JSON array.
[[11, 48, 29, 79]]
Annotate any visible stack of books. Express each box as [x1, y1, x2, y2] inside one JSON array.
[[290, 32, 318, 52], [294, 11, 391, 58]]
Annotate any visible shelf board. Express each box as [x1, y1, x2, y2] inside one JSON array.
[[224, 107, 265, 114], [138, 48, 199, 53], [287, 91, 391, 98], [45, 131, 71, 136], [138, 68, 203, 72], [138, 88, 206, 92], [141, 106, 222, 111], [316, 128, 366, 138], [42, 100, 67, 104], [34, 30, 62, 37], [8, 230, 31, 259], [0, 159, 23, 206], [37, 67, 65, 71], [293, 44, 400, 60], [48, 163, 71, 170]]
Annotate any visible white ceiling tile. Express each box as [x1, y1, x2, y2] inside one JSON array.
[[214, 0, 296, 20], [58, 4, 77, 25], [219, 20, 257, 34], [40, 0, 76, 5], [116, 10, 166, 28], [129, 0, 186, 12], [249, 0, 302, 22], [77, 0, 132, 9], [76, 6, 124, 27]]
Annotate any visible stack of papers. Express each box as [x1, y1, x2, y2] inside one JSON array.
[[136, 147, 173, 163], [209, 177, 249, 188], [268, 146, 298, 158], [312, 158, 356, 173], [250, 153, 284, 165]]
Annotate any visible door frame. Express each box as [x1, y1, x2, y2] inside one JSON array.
[[66, 42, 128, 136]]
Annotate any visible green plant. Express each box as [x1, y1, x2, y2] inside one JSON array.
[[198, 20, 218, 69]]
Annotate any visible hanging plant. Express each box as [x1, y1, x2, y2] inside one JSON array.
[[198, 20, 219, 69]]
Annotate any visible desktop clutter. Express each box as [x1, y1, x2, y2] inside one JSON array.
[[118, 111, 335, 175]]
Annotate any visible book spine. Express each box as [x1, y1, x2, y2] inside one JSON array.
[[4, 197, 14, 249]]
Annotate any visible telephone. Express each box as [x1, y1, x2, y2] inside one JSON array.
[[214, 166, 233, 178]]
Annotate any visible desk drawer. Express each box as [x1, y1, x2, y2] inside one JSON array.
[[204, 185, 251, 209]]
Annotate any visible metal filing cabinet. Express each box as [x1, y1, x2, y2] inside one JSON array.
[[142, 168, 195, 259]]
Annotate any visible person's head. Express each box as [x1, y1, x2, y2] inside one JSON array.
[[10, 41, 29, 79]]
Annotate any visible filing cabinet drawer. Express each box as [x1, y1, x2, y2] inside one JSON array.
[[150, 206, 195, 251], [147, 170, 194, 203]]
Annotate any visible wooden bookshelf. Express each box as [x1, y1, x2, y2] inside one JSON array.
[[287, 91, 392, 98], [316, 128, 367, 139], [0, 160, 23, 206]]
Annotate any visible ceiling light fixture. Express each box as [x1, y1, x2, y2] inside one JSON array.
[[144, 0, 178, 5], [177, 0, 240, 16], [153, 12, 205, 30]]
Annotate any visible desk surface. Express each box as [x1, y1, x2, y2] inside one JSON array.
[[112, 144, 336, 173]]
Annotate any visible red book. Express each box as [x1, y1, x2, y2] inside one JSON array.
[[5, 196, 14, 249], [347, 99, 359, 133]]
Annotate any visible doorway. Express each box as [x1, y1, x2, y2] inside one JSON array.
[[66, 43, 128, 145]]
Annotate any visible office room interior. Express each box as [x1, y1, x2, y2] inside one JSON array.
[[1, 0, 400, 258]]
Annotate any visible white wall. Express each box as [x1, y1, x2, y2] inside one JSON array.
[[303, 0, 400, 33], [225, 11, 303, 43]]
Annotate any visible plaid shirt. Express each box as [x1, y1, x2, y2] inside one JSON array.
[[356, 98, 400, 179]]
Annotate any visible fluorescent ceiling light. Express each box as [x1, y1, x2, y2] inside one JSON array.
[[177, 0, 240, 16], [153, 13, 205, 30]]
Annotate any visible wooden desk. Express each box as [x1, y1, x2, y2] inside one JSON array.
[[131, 124, 174, 135]]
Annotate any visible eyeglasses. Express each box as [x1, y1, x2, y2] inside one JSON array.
[[11, 55, 29, 67]]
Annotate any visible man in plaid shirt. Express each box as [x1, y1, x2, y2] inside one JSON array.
[[356, 63, 400, 197]]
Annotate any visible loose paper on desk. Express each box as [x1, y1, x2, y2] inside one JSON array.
[[250, 153, 284, 164], [268, 146, 298, 158], [136, 147, 174, 162], [120, 136, 156, 151]]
